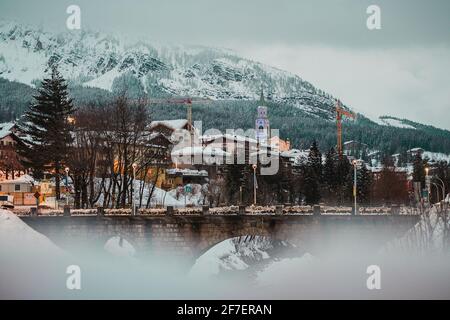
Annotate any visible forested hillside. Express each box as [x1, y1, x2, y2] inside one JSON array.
[[151, 99, 450, 154], [1, 77, 450, 155]]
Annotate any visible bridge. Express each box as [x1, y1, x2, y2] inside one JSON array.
[[19, 205, 421, 262]]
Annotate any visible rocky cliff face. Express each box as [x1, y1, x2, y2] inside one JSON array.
[[0, 20, 342, 120]]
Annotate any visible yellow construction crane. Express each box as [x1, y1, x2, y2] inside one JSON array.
[[335, 99, 356, 156]]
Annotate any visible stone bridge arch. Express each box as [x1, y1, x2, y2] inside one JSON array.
[[188, 216, 311, 261], [19, 214, 420, 262]]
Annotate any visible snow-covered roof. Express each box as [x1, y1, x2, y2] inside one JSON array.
[[422, 151, 450, 163], [368, 150, 381, 157], [0, 122, 16, 139], [171, 145, 232, 165], [166, 168, 208, 177], [0, 174, 34, 184], [172, 146, 231, 157], [280, 149, 307, 159], [369, 166, 408, 173], [150, 119, 188, 131], [250, 150, 281, 157], [148, 131, 171, 142], [408, 147, 424, 152], [201, 133, 270, 148], [343, 140, 367, 146]]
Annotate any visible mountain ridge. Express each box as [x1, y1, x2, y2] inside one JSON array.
[[0, 19, 343, 120], [0, 20, 450, 155]]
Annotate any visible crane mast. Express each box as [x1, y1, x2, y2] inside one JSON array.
[[335, 100, 356, 156]]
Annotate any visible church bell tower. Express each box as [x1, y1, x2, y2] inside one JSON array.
[[255, 89, 270, 144]]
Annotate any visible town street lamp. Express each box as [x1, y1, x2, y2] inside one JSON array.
[[132, 163, 138, 216], [431, 182, 442, 203], [425, 167, 430, 203], [252, 164, 257, 206], [434, 176, 446, 204], [64, 167, 70, 206], [352, 160, 358, 215]]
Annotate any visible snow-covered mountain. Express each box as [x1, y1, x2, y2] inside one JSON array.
[[0, 20, 341, 120], [376, 116, 417, 130]]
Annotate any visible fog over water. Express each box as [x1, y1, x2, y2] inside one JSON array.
[[1, 209, 449, 299]]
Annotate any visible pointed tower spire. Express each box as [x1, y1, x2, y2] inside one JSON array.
[[259, 87, 265, 105]]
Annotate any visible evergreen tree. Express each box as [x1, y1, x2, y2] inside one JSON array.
[[18, 67, 75, 199], [397, 150, 408, 167], [224, 164, 251, 205], [308, 141, 322, 180], [335, 155, 352, 204], [381, 154, 395, 168], [357, 164, 372, 204], [304, 141, 322, 204], [412, 153, 425, 188], [323, 147, 338, 199]]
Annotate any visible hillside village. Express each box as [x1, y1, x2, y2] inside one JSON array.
[[0, 71, 448, 211]]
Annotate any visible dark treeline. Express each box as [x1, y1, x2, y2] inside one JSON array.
[[220, 143, 450, 207], [0, 78, 35, 121], [220, 142, 417, 207]]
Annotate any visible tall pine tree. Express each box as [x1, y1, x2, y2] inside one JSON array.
[[335, 155, 352, 205], [304, 141, 322, 205], [323, 147, 338, 200], [19, 67, 75, 199], [412, 153, 425, 189], [357, 164, 372, 205]]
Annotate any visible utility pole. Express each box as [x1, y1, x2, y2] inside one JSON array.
[[239, 186, 243, 205], [64, 167, 70, 206], [425, 167, 430, 204], [252, 164, 257, 206]]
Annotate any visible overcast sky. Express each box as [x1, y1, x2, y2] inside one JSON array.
[[1, 0, 449, 129]]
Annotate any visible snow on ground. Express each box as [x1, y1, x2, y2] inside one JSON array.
[[0, 209, 71, 298], [0, 40, 47, 85], [0, 209, 64, 255], [129, 179, 206, 207], [136, 181, 207, 208], [189, 236, 275, 279], [384, 206, 449, 253], [104, 236, 136, 257], [189, 239, 249, 278], [423, 151, 450, 163], [376, 116, 416, 129], [256, 253, 315, 287], [128, 178, 207, 208], [84, 67, 121, 91], [145, 184, 186, 207], [165, 183, 207, 207], [93, 178, 204, 208]]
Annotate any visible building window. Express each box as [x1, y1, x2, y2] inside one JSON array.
[[0, 185, 2, 191], [15, 184, 20, 191]]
